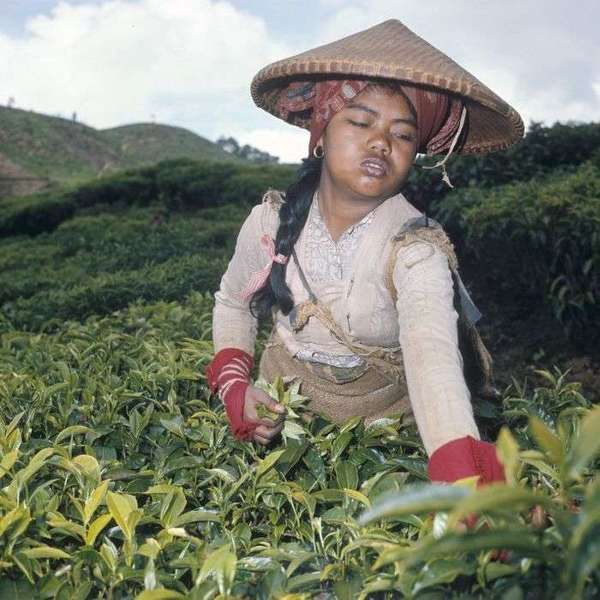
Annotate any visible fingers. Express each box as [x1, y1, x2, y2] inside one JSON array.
[[252, 422, 284, 446], [253, 389, 286, 414], [245, 387, 287, 426]]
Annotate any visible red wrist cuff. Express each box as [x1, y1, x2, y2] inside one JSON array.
[[428, 435, 506, 487], [205, 347, 253, 393], [205, 348, 256, 441], [223, 381, 257, 441]]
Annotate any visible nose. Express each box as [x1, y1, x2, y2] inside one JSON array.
[[368, 128, 391, 156]]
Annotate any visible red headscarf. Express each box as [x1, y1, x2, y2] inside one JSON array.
[[277, 79, 465, 158]]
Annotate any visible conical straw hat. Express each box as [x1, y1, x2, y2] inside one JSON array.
[[251, 19, 524, 155]]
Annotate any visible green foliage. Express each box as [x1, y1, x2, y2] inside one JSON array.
[[0, 118, 599, 597], [433, 161, 600, 349], [406, 120, 600, 209], [0, 206, 244, 332], [0, 295, 598, 597], [0, 159, 295, 237]]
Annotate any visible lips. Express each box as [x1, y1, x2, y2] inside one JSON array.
[[360, 156, 389, 178]]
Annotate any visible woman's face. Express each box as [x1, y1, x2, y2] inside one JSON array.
[[318, 86, 418, 203]]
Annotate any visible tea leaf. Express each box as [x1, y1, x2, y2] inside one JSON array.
[[529, 416, 564, 465], [566, 405, 600, 479], [84, 480, 109, 524], [358, 484, 471, 525], [21, 546, 70, 559], [197, 544, 237, 596], [85, 513, 113, 546]]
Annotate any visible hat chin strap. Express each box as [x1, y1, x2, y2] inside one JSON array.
[[420, 105, 468, 189]]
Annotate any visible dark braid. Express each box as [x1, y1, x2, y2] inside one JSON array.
[[249, 156, 322, 320]]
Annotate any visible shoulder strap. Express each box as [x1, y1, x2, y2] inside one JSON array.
[[383, 217, 499, 401], [261, 188, 285, 211], [289, 249, 404, 380], [384, 221, 459, 305]]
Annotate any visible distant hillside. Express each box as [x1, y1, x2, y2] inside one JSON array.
[[101, 123, 235, 169], [0, 106, 239, 197]]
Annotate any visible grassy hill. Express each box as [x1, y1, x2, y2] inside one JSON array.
[[0, 106, 238, 194], [101, 123, 235, 169]]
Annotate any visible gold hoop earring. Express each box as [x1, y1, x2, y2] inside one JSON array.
[[313, 145, 324, 159]]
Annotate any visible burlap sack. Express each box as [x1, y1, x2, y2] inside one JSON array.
[[258, 328, 413, 426]]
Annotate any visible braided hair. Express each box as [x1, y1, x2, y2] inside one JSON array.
[[250, 156, 322, 320], [249, 80, 418, 321]]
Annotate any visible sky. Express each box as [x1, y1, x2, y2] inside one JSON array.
[[1, 0, 599, 163]]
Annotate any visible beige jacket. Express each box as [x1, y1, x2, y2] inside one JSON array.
[[213, 190, 480, 455]]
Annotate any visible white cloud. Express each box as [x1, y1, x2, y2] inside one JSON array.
[[314, 0, 600, 128], [1, 0, 599, 165], [237, 126, 309, 164], [0, 0, 291, 143]]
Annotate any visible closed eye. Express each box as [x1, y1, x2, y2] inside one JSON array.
[[347, 119, 369, 128]]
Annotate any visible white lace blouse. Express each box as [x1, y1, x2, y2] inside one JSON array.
[[212, 189, 480, 455], [296, 192, 375, 368]]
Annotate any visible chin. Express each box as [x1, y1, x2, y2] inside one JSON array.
[[351, 178, 398, 200]]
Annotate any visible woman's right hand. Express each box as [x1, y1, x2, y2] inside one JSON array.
[[243, 385, 286, 445]]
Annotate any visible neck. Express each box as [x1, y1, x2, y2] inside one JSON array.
[[316, 175, 388, 242]]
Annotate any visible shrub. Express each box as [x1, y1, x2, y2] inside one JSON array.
[[433, 161, 600, 349], [0, 294, 598, 597]]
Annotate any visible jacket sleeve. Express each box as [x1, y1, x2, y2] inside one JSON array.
[[393, 239, 480, 456], [212, 203, 272, 355]]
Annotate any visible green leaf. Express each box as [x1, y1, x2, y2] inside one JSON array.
[[447, 484, 553, 528], [160, 416, 185, 438], [529, 416, 564, 466], [197, 545, 237, 596], [358, 484, 472, 526], [412, 558, 476, 594], [160, 488, 186, 527], [331, 431, 353, 462], [256, 450, 286, 481], [0, 578, 35, 600], [106, 491, 137, 540], [405, 529, 545, 567], [137, 538, 161, 560], [84, 480, 109, 524], [72, 454, 101, 481], [335, 461, 359, 490], [496, 427, 520, 486], [344, 489, 371, 508], [56, 426, 93, 443], [6, 448, 55, 497], [136, 590, 185, 600], [0, 505, 31, 537], [174, 509, 220, 525], [566, 505, 600, 596], [21, 545, 70, 559], [0, 449, 19, 477], [85, 513, 113, 546], [566, 405, 600, 479]]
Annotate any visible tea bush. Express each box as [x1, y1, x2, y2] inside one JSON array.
[[0, 159, 296, 237], [407, 120, 600, 210], [0, 292, 599, 598], [0, 206, 247, 332], [433, 160, 600, 350]]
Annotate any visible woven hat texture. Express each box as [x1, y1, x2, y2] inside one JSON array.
[[251, 19, 524, 154]]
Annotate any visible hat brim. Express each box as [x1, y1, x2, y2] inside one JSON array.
[[250, 20, 524, 155]]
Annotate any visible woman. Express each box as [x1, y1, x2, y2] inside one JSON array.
[[206, 20, 523, 486]]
